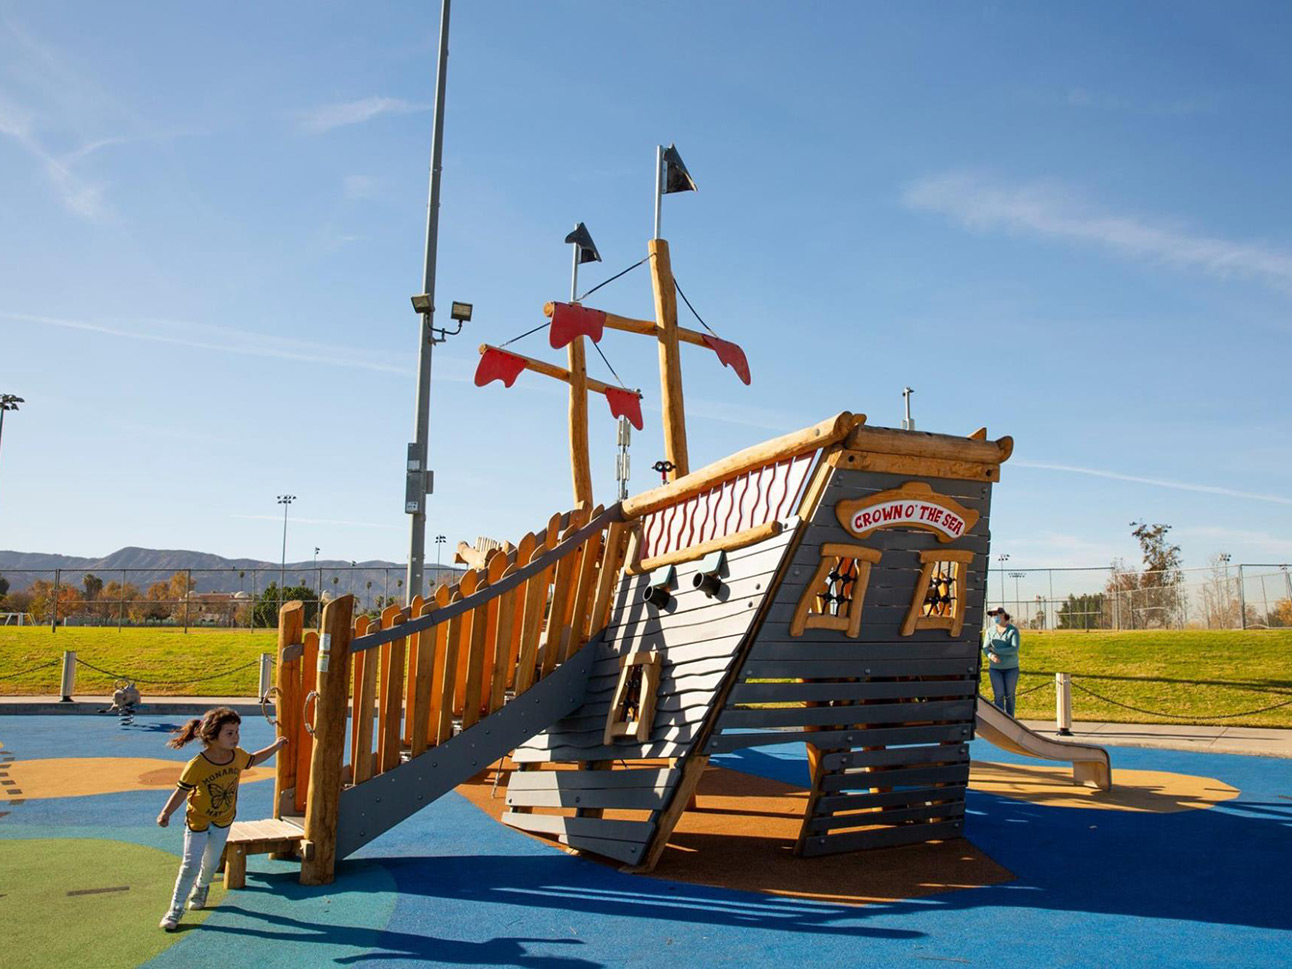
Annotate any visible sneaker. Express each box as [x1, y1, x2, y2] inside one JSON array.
[[160, 914, 180, 931], [188, 885, 209, 910]]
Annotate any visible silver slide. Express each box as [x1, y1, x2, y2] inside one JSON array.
[[975, 696, 1112, 790]]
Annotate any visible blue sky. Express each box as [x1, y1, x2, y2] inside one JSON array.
[[1, 1, 1290, 579]]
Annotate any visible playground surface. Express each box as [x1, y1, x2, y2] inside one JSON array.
[[1, 714, 1289, 969]]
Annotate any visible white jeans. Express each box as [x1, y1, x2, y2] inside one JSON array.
[[167, 823, 230, 916]]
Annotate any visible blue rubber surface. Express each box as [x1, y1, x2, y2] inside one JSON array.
[[1, 714, 1289, 968]]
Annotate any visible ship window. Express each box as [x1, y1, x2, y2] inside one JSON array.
[[790, 543, 883, 638], [901, 549, 975, 637], [603, 651, 661, 744]]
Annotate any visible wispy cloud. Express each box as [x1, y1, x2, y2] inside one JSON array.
[[901, 173, 1292, 294], [298, 97, 426, 134], [0, 91, 109, 219], [1, 310, 416, 376], [230, 514, 395, 529], [1015, 460, 1292, 507]]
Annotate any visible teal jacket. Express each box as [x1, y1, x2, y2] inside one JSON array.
[[983, 623, 1020, 671]]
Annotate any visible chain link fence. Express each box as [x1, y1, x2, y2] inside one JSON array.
[[0, 560, 1287, 632], [0, 565, 461, 630], [982, 562, 1292, 631]]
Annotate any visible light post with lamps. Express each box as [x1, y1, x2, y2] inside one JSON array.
[[313, 546, 321, 601], [435, 534, 447, 583], [995, 553, 1009, 611], [277, 494, 295, 611], [1218, 553, 1233, 627], [1008, 571, 1025, 619]]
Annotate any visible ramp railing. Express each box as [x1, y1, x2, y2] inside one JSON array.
[[280, 502, 629, 883]]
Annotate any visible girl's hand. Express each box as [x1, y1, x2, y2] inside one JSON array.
[[275, 736, 289, 750], [157, 812, 170, 828], [989, 653, 999, 663]]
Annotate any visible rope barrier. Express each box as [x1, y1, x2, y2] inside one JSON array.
[[0, 659, 60, 681], [1069, 681, 1292, 720], [74, 657, 260, 686]]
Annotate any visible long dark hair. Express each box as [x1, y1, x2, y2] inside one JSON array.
[[167, 706, 241, 749]]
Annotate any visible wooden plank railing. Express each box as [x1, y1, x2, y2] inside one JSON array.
[[294, 502, 629, 874]]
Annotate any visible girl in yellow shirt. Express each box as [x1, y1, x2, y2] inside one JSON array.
[[156, 706, 287, 930]]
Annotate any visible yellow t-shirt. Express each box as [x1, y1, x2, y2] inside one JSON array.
[[176, 747, 253, 831]]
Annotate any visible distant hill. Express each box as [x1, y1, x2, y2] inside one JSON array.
[[0, 547, 462, 598]]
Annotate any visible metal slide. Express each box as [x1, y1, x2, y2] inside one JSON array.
[[975, 696, 1112, 790]]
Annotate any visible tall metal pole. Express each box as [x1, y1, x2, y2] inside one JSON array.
[[407, 0, 453, 603], [653, 145, 664, 240]]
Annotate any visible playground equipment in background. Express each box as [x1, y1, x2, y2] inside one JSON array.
[[232, 150, 1110, 885]]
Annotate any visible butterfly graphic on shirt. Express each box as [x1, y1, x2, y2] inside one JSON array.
[[207, 779, 238, 814]]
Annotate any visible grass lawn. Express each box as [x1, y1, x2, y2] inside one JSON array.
[[2, 626, 1290, 728], [0, 627, 276, 697]]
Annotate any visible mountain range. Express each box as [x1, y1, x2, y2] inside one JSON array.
[[0, 547, 461, 597]]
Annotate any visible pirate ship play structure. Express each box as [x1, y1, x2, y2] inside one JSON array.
[[227, 146, 1110, 887]]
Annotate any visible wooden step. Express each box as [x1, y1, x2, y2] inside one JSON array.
[[222, 817, 305, 889]]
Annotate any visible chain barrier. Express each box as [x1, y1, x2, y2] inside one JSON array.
[[0, 659, 60, 681], [74, 656, 261, 686], [1069, 680, 1292, 720]]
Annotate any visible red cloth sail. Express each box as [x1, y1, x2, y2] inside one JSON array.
[[604, 387, 643, 430], [549, 302, 606, 349], [474, 347, 527, 388], [701, 334, 751, 385]]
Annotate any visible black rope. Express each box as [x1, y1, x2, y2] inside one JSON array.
[[577, 255, 650, 302], [0, 659, 60, 681], [498, 320, 551, 348], [75, 656, 261, 686], [592, 340, 628, 389], [1070, 681, 1292, 720], [673, 277, 719, 336]]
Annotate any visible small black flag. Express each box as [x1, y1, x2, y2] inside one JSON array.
[[661, 144, 697, 194], [564, 222, 602, 264]]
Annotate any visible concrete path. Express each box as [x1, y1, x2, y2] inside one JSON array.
[[3, 694, 1289, 757], [1020, 718, 1292, 759]]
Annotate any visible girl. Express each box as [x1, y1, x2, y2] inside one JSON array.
[[983, 609, 1021, 716], [156, 706, 287, 931]]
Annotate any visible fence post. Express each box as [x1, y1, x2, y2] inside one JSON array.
[[51, 568, 60, 632], [1238, 565, 1247, 630], [301, 593, 354, 886], [183, 569, 192, 633], [60, 650, 76, 702], [258, 652, 274, 700], [1055, 672, 1072, 736], [118, 569, 125, 630]]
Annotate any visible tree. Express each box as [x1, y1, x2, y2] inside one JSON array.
[[101, 580, 142, 624], [82, 573, 103, 600], [144, 581, 173, 621], [1104, 522, 1184, 629], [25, 580, 83, 624], [0, 574, 9, 603], [1057, 592, 1105, 630], [254, 582, 320, 629], [1266, 598, 1292, 629]]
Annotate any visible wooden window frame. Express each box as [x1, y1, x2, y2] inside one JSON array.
[[901, 549, 975, 638], [790, 543, 883, 639], [603, 650, 661, 745]]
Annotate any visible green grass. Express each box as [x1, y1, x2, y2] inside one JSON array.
[[0, 626, 276, 696], [2, 626, 1290, 728]]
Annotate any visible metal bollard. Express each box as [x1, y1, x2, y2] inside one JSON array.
[[1055, 672, 1073, 736], [60, 650, 76, 702], [258, 653, 273, 700]]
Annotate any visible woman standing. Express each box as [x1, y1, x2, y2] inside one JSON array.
[[983, 608, 1020, 716]]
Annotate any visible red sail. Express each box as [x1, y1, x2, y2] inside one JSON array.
[[701, 334, 751, 385], [474, 347, 527, 388], [549, 302, 606, 349], [604, 387, 643, 430]]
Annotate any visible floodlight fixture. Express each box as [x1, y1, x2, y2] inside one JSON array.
[[450, 301, 473, 322], [411, 293, 433, 313]]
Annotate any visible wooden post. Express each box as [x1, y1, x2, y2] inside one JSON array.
[[568, 334, 594, 508], [301, 594, 354, 886], [272, 601, 304, 821], [649, 238, 688, 479]]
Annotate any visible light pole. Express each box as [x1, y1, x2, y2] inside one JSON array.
[[1008, 571, 1025, 617], [1219, 552, 1233, 627], [313, 546, 321, 600], [277, 494, 295, 611], [406, 0, 474, 604], [995, 553, 1009, 611], [0, 393, 24, 484], [434, 534, 446, 581]]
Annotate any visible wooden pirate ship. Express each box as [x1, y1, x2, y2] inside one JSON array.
[[232, 145, 1108, 887]]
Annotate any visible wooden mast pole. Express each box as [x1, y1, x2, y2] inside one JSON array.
[[568, 241, 593, 508], [649, 237, 688, 480]]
